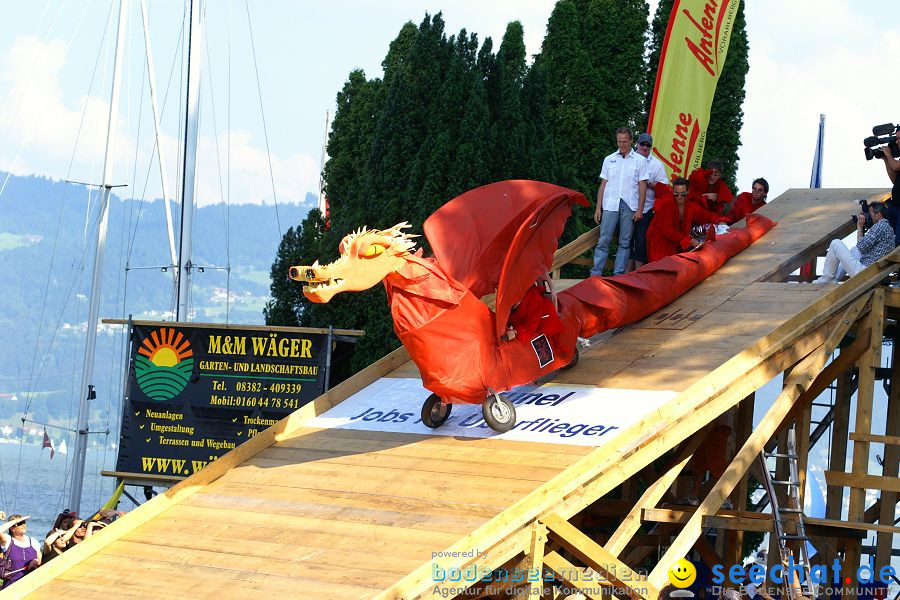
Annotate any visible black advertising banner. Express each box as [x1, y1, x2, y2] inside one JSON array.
[[115, 323, 328, 478]]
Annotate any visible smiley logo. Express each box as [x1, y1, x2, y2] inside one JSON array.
[[668, 558, 696, 588]]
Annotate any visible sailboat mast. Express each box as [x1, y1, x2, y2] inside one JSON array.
[[69, 0, 129, 514], [176, 0, 205, 321]]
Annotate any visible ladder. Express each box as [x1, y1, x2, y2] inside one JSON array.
[[758, 425, 817, 600]]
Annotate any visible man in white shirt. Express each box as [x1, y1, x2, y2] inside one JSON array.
[[591, 127, 649, 276], [629, 132, 669, 271]]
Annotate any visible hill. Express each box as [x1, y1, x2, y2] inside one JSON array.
[[0, 170, 311, 428]]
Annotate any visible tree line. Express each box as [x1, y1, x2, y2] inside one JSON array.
[[265, 0, 749, 375]]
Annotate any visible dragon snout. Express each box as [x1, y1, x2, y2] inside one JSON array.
[[288, 261, 326, 282]]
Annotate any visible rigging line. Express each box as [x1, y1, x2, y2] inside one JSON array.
[[227, 0, 232, 324], [126, 7, 188, 266], [243, 0, 282, 238], [22, 210, 103, 418], [202, 31, 231, 321], [0, 0, 110, 203]]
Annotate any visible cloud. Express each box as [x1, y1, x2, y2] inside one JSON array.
[[0, 35, 317, 206], [736, 0, 900, 199]]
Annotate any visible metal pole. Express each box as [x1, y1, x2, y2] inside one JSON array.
[[323, 325, 333, 392], [176, 0, 205, 321], [139, 0, 178, 282], [69, 0, 129, 514]]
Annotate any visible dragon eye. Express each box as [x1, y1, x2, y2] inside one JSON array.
[[362, 243, 386, 258]]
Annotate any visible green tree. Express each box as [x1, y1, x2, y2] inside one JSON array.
[[540, 0, 649, 246], [491, 21, 530, 180]]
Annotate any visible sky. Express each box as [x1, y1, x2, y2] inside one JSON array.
[[0, 0, 899, 212]]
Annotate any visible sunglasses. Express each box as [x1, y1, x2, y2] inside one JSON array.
[[639, 142, 652, 147], [674, 192, 688, 197]]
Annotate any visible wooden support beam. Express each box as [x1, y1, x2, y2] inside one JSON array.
[[806, 517, 900, 535], [551, 227, 600, 272], [846, 289, 885, 574], [849, 432, 900, 445], [643, 507, 793, 534], [647, 293, 871, 591], [824, 471, 900, 494], [876, 339, 900, 569], [605, 428, 707, 556], [541, 513, 656, 600], [693, 536, 726, 572], [826, 371, 853, 521], [726, 394, 755, 566], [511, 523, 551, 600], [542, 552, 606, 600]]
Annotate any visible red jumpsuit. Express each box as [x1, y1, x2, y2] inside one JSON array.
[[727, 191, 766, 224], [687, 168, 734, 217], [646, 194, 725, 262]]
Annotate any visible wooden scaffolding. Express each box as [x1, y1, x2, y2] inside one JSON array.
[[11, 188, 900, 599]]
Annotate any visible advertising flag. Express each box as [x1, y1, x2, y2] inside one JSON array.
[[647, 0, 741, 180]]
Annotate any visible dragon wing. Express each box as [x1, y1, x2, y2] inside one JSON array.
[[424, 180, 587, 300], [493, 190, 586, 340]]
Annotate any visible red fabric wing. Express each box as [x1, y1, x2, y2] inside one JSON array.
[[494, 193, 579, 339], [424, 180, 587, 299]]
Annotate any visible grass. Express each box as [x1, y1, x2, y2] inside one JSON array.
[[0, 232, 41, 251]]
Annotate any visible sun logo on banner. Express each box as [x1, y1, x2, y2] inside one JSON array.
[[134, 328, 194, 400]]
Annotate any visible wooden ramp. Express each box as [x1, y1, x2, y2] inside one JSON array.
[[13, 188, 900, 600]]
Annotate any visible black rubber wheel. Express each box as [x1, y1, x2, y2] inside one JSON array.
[[421, 393, 451, 429], [561, 347, 579, 370], [482, 393, 516, 433]]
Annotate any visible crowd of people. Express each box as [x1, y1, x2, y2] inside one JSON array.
[[590, 125, 900, 282], [590, 126, 772, 276], [0, 509, 124, 589]]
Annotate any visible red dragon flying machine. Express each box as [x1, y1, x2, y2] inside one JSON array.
[[289, 180, 775, 432]]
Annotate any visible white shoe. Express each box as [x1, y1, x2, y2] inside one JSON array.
[[813, 276, 834, 284]]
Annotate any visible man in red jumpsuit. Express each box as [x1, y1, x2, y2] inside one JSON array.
[[647, 178, 727, 262], [728, 177, 769, 224], [687, 160, 734, 218]]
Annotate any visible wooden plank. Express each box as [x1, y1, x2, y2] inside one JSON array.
[[543, 552, 607, 600], [876, 344, 900, 568], [806, 516, 900, 535], [826, 371, 853, 521], [824, 471, 900, 494], [849, 432, 900, 446]]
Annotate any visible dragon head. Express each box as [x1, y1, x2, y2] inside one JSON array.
[[288, 222, 418, 303]]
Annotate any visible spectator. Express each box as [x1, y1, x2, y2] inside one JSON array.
[[42, 528, 69, 563], [647, 179, 727, 263], [688, 160, 734, 217], [591, 127, 649, 276], [628, 133, 669, 272], [0, 515, 41, 587], [813, 201, 895, 283], [729, 178, 769, 224]]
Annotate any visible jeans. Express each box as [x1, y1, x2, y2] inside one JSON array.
[[821, 240, 863, 280], [591, 199, 635, 276]]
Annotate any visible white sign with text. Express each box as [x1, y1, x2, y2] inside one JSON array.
[[306, 378, 676, 447]]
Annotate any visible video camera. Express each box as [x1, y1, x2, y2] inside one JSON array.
[[863, 123, 900, 161]]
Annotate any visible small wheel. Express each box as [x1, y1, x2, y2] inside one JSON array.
[[561, 347, 579, 370], [421, 393, 452, 428], [482, 393, 516, 433]]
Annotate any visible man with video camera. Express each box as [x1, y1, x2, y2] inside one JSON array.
[[880, 129, 900, 245], [813, 201, 894, 283]]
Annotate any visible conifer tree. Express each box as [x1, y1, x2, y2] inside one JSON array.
[[540, 0, 648, 245], [491, 21, 530, 180]]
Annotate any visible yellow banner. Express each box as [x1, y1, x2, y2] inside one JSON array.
[[647, 0, 741, 180]]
